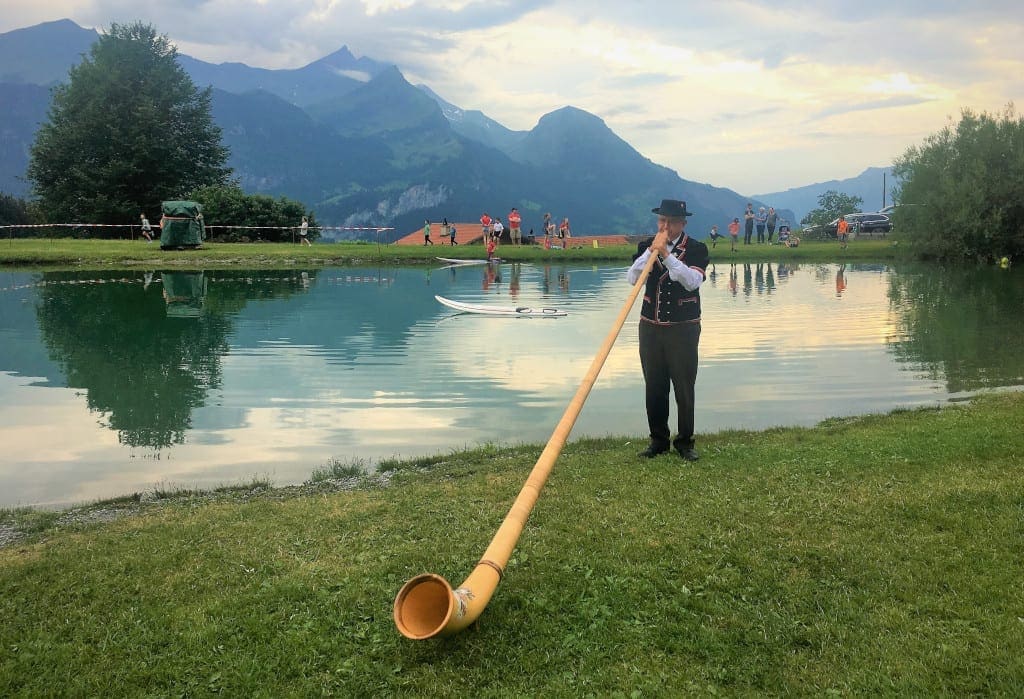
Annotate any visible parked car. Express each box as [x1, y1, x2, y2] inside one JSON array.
[[799, 222, 826, 238], [801, 212, 892, 239], [846, 212, 892, 234]]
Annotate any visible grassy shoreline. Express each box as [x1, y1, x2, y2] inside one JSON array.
[[0, 237, 905, 268], [2, 392, 1022, 695]]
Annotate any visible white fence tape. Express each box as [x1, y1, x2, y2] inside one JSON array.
[[0, 223, 394, 231]]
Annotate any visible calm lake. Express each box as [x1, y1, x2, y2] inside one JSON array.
[[1, 261, 1021, 507]]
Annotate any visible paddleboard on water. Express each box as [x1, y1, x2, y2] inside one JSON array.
[[435, 257, 498, 265], [434, 295, 567, 317]]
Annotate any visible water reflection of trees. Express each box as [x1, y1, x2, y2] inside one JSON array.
[[35, 270, 315, 448], [888, 266, 1024, 392]]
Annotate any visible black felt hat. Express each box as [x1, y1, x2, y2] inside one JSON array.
[[651, 199, 693, 217]]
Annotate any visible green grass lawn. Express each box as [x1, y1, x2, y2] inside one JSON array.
[[0, 236, 905, 268], [2, 393, 1022, 695]]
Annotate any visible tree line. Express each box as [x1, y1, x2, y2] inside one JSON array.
[[8, 21, 315, 242], [893, 105, 1024, 262], [5, 21, 1023, 260]]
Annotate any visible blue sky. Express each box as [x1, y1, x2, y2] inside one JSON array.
[[2, 0, 1022, 194]]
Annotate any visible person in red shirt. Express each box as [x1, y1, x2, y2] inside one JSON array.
[[727, 217, 740, 252], [486, 235, 497, 260], [837, 217, 849, 249], [480, 213, 492, 242], [508, 208, 522, 246]]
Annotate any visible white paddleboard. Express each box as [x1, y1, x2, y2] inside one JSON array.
[[434, 295, 567, 317], [435, 257, 498, 265]]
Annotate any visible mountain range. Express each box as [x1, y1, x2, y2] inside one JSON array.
[[0, 19, 891, 240], [753, 166, 899, 224]]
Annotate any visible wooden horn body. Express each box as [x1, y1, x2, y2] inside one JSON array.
[[394, 252, 659, 639]]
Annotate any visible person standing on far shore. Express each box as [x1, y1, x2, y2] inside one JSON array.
[[299, 216, 311, 246], [756, 207, 767, 244], [480, 212, 492, 242], [744, 203, 755, 245], [766, 207, 778, 243], [543, 212, 555, 241], [837, 216, 849, 249], [728, 217, 740, 252], [509, 207, 522, 246], [139, 213, 154, 242]]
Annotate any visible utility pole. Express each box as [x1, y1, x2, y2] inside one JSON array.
[[882, 172, 887, 209]]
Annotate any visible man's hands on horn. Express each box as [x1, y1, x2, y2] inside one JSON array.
[[650, 230, 671, 259]]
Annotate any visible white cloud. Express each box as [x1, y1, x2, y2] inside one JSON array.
[[1, 0, 1021, 192]]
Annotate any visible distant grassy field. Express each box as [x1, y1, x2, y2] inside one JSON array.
[[0, 237, 905, 268], [2, 392, 1022, 695]]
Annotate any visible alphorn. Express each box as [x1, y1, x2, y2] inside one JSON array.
[[394, 250, 660, 639]]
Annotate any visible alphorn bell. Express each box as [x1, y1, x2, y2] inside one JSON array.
[[394, 250, 660, 639]]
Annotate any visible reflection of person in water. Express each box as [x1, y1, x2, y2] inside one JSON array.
[[836, 264, 847, 297], [482, 263, 498, 291], [728, 264, 738, 296], [509, 262, 521, 298]]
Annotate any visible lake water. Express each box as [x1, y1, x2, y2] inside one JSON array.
[[1, 261, 1021, 507]]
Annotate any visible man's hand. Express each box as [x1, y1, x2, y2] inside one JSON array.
[[650, 231, 670, 258]]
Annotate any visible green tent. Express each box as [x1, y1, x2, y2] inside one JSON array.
[[160, 201, 205, 249]]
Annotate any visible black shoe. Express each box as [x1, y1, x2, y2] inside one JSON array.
[[677, 447, 700, 462], [638, 444, 669, 458]]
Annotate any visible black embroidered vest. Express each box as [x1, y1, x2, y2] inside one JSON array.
[[640, 236, 703, 325]]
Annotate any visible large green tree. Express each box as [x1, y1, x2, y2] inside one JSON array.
[[893, 105, 1024, 261], [26, 22, 231, 229], [800, 190, 863, 228]]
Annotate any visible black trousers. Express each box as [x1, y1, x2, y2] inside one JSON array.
[[639, 320, 700, 451]]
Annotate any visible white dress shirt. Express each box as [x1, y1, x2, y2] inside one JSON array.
[[626, 235, 704, 290]]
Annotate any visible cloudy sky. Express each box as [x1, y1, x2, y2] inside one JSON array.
[[2, 0, 1023, 194]]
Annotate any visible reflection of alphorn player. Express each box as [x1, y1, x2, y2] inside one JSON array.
[[394, 222, 661, 640]]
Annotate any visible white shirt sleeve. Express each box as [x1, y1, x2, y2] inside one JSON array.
[[661, 252, 704, 291], [626, 247, 704, 290], [626, 249, 652, 285]]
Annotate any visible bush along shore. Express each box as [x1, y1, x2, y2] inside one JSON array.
[[2, 392, 1023, 695]]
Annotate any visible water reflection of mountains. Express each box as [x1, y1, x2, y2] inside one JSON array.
[[3, 263, 1022, 450]]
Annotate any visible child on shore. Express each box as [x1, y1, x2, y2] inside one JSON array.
[[139, 213, 154, 242], [728, 217, 740, 252]]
